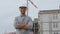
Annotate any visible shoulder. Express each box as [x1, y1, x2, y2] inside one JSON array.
[[26, 16, 32, 20]]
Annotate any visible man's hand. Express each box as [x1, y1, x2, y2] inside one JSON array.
[[23, 24, 28, 30], [17, 24, 24, 29]]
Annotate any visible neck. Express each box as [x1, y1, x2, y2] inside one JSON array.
[[21, 14, 25, 16]]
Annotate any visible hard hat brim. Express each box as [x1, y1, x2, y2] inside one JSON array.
[[19, 6, 27, 8]]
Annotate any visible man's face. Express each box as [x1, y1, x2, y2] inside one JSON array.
[[19, 7, 27, 14]]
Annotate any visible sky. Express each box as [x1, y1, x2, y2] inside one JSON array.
[[0, 0, 60, 34]]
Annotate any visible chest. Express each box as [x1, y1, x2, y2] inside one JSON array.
[[17, 17, 29, 24]]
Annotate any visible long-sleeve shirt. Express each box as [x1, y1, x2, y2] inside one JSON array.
[[14, 15, 33, 30]]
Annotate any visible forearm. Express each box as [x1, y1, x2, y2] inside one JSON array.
[[23, 24, 33, 30], [14, 24, 23, 29]]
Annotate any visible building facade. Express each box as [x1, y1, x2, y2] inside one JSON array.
[[38, 9, 60, 34]]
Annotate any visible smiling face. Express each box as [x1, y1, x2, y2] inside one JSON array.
[[19, 7, 27, 14]]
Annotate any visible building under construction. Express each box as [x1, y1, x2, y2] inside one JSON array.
[[33, 18, 39, 34], [38, 9, 60, 34]]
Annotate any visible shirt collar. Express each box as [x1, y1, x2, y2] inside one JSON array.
[[21, 15, 26, 17]]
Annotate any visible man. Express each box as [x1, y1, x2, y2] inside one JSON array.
[[14, 6, 33, 34]]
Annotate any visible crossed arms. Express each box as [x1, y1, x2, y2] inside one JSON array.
[[17, 24, 28, 30], [14, 17, 33, 30]]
